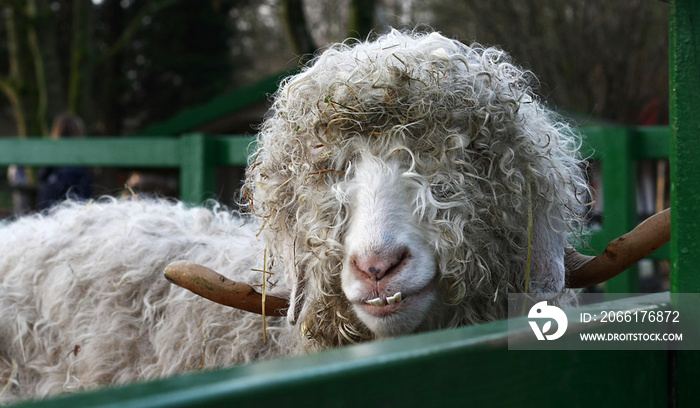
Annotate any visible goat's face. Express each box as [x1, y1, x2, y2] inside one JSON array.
[[339, 155, 442, 337]]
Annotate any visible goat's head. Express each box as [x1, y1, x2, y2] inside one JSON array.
[[244, 30, 587, 347]]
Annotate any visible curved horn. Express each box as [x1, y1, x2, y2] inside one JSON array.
[[566, 208, 671, 288], [163, 260, 288, 316]]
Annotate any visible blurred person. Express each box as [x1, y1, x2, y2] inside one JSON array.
[[7, 165, 36, 216], [37, 114, 93, 211]]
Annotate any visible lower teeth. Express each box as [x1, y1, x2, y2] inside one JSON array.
[[366, 292, 402, 306], [366, 298, 383, 307]]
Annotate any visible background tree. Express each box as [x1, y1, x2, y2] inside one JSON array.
[[0, 0, 671, 139], [235, 0, 668, 125], [412, 0, 669, 125], [0, 0, 243, 214], [92, 0, 239, 134], [0, 0, 244, 137], [0, 0, 50, 137]]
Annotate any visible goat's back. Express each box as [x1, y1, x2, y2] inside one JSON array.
[[0, 199, 297, 402]]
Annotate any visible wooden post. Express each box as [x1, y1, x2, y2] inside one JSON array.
[[180, 133, 216, 205], [599, 128, 639, 293], [669, 0, 700, 406], [670, 0, 700, 293]]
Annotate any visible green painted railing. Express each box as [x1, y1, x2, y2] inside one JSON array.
[[0, 134, 254, 205], [0, 125, 671, 293]]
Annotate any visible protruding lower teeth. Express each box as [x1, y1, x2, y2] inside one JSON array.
[[366, 292, 403, 306], [387, 292, 402, 304], [366, 298, 383, 307]]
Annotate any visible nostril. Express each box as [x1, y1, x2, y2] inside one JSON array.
[[351, 248, 410, 281]]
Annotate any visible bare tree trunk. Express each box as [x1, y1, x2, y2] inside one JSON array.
[[1, 6, 28, 137], [68, 0, 88, 116], [280, 0, 318, 64], [348, 0, 376, 39], [25, 0, 49, 136], [1, 3, 46, 214]]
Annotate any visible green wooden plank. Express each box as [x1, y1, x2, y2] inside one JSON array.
[[0, 136, 254, 205], [212, 136, 256, 167], [0, 138, 181, 167], [630, 126, 671, 160], [14, 293, 669, 408], [578, 127, 607, 160], [577, 126, 671, 288], [596, 128, 638, 292], [179, 134, 217, 204], [580, 126, 670, 160], [138, 70, 296, 136], [17, 350, 666, 408]]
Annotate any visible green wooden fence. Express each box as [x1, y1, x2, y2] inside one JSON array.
[[0, 125, 671, 293], [0, 134, 253, 205]]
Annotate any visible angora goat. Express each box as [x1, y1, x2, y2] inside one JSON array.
[[0, 29, 587, 402]]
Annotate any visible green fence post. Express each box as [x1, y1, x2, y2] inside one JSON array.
[[600, 128, 639, 293], [669, 0, 700, 406], [670, 0, 700, 293], [180, 133, 217, 205]]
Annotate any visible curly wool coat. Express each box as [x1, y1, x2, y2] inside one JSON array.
[[246, 29, 587, 347]]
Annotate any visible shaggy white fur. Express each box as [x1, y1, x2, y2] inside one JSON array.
[[0, 199, 300, 402], [0, 29, 588, 402]]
